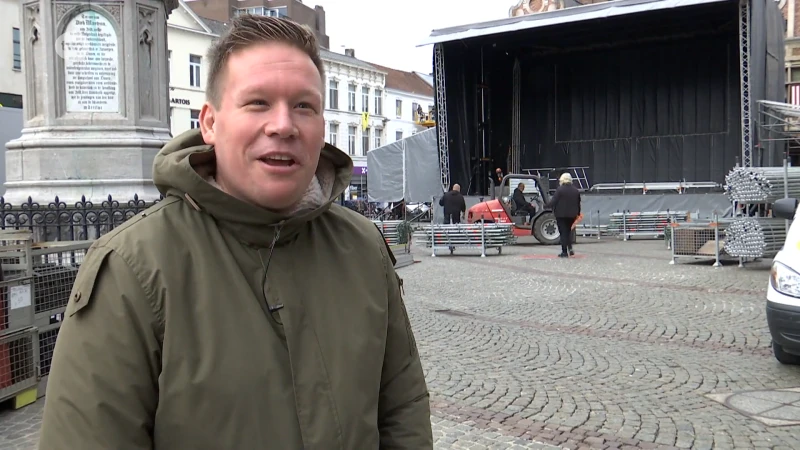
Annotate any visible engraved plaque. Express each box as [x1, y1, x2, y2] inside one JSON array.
[[62, 10, 119, 113]]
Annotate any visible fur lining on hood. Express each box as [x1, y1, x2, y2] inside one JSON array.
[[205, 156, 337, 215]]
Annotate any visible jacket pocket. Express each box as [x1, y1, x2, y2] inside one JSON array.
[[395, 274, 417, 357]]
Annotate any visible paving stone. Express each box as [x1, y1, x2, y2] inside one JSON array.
[[3, 239, 800, 449]]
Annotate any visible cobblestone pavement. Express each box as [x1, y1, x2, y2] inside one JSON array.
[[2, 238, 800, 449]]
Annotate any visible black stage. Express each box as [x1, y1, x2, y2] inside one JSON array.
[[429, 0, 785, 195]]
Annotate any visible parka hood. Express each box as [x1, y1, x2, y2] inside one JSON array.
[[153, 129, 354, 246]]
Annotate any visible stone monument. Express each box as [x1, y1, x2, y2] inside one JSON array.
[[4, 0, 178, 204]]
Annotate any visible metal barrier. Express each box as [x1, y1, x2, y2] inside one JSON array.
[[575, 210, 609, 238], [669, 217, 730, 267], [414, 223, 516, 257], [609, 210, 691, 240], [0, 327, 38, 404], [29, 241, 91, 400], [0, 231, 91, 408], [0, 231, 37, 407], [372, 220, 403, 245], [0, 277, 34, 337]]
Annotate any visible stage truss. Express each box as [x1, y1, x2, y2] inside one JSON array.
[[434, 44, 450, 192], [739, 0, 752, 168]]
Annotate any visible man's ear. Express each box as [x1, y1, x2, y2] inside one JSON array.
[[199, 102, 216, 145]]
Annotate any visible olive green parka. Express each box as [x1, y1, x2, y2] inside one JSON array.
[[38, 129, 433, 449]]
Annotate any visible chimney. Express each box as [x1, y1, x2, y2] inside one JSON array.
[[344, 48, 355, 58]]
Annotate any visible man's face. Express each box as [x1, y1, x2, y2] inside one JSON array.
[[199, 42, 325, 211]]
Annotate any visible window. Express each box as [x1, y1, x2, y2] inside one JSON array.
[[396, 130, 403, 141], [328, 79, 339, 109], [395, 99, 402, 118], [328, 122, 338, 147], [190, 109, 200, 129], [361, 86, 369, 112], [362, 127, 370, 154], [374, 129, 382, 149], [235, 6, 286, 17], [791, 66, 800, 83], [12, 27, 21, 70], [348, 83, 356, 112], [348, 125, 357, 155], [374, 89, 383, 116], [412, 102, 419, 121], [189, 54, 201, 88]]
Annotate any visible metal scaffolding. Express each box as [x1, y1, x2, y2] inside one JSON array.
[[755, 100, 800, 164], [739, 0, 752, 167], [433, 43, 450, 192]]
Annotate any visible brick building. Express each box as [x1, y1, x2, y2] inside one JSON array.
[[781, 0, 800, 104], [185, 0, 330, 49]]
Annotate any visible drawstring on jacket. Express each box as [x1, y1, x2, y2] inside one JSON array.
[[259, 224, 284, 313]]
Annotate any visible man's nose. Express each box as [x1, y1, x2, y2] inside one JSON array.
[[263, 103, 297, 138]]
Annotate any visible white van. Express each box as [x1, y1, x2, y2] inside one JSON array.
[[767, 197, 800, 364]]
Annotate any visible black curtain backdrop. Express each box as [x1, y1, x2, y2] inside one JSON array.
[[436, 0, 783, 195]]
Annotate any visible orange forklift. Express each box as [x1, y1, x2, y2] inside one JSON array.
[[465, 174, 577, 245]]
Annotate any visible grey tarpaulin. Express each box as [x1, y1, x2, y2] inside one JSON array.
[[367, 127, 443, 203], [751, 0, 787, 165], [579, 193, 733, 226]]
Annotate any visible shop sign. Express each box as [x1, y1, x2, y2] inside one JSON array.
[[170, 98, 190, 105]]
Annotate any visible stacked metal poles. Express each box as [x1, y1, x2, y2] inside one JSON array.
[[723, 217, 786, 258], [724, 166, 800, 203]]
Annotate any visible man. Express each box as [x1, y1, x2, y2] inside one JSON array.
[[512, 182, 538, 225], [495, 167, 504, 184], [439, 183, 466, 224], [38, 16, 432, 450]]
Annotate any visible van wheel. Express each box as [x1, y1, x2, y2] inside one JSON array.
[[773, 341, 800, 365]]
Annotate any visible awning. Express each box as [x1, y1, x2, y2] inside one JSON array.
[[418, 0, 732, 46]]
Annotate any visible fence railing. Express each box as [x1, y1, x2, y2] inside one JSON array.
[[0, 194, 164, 242]]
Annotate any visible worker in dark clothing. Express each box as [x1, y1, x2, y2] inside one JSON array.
[[439, 184, 466, 224], [547, 173, 582, 258], [495, 168, 504, 184], [512, 183, 538, 225]]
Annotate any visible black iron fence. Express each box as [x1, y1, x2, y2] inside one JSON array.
[[0, 194, 164, 242]]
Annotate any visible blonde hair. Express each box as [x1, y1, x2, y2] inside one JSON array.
[[559, 173, 573, 185], [205, 15, 324, 108]]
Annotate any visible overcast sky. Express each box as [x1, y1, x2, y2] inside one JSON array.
[[308, 0, 511, 74]]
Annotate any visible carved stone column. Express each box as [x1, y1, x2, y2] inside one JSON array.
[[4, 0, 178, 204]]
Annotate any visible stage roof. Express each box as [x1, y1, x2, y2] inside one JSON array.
[[418, 0, 732, 46]]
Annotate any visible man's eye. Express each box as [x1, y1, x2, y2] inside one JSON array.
[[248, 100, 268, 107], [297, 102, 314, 110]]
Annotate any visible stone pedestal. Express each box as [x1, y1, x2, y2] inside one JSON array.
[[4, 0, 178, 204]]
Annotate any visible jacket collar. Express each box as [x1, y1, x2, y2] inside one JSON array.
[[153, 129, 354, 247]]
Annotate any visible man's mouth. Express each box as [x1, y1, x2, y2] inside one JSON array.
[[259, 155, 296, 167]]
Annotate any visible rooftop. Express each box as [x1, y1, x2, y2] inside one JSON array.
[[369, 64, 434, 97], [419, 0, 728, 45]]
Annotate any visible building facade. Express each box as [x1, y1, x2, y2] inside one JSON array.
[[321, 49, 386, 199], [167, 3, 226, 136], [782, 0, 800, 104], [0, 0, 24, 110], [372, 64, 434, 143]]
